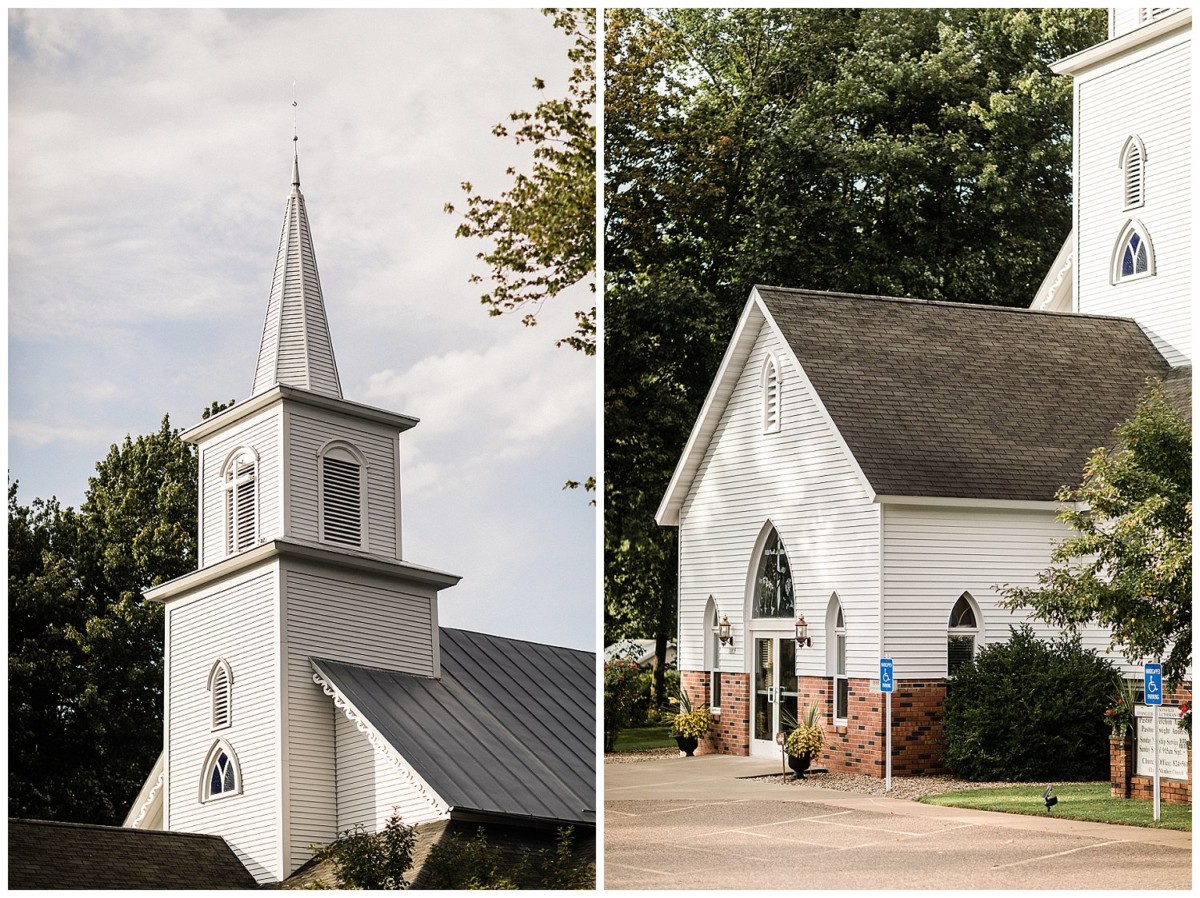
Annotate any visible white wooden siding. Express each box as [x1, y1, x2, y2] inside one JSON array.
[[677, 321, 880, 679], [1075, 36, 1191, 364], [334, 712, 444, 833], [198, 407, 282, 568], [287, 408, 399, 558], [881, 504, 1142, 677], [165, 567, 280, 883], [282, 562, 437, 873]]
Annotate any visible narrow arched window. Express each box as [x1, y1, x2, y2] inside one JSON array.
[[947, 593, 980, 676], [1112, 221, 1155, 284], [704, 596, 722, 712], [319, 442, 366, 548], [201, 741, 242, 802], [762, 355, 781, 433], [223, 449, 258, 555], [208, 659, 233, 730], [1121, 135, 1146, 209], [752, 527, 794, 618], [827, 594, 848, 723]]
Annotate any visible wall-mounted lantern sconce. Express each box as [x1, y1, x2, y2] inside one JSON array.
[[718, 614, 733, 647], [795, 614, 811, 648]]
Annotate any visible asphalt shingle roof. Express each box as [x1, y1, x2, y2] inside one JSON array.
[[7, 818, 257, 889], [313, 627, 595, 827], [757, 286, 1174, 501]]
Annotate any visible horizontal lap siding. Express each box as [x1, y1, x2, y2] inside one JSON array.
[[199, 408, 282, 568], [287, 408, 398, 557], [283, 564, 436, 872], [1076, 38, 1191, 364], [881, 505, 1138, 677], [678, 322, 879, 679], [166, 569, 279, 883], [334, 712, 443, 833]]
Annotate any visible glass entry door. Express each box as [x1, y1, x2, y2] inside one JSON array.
[[751, 636, 798, 758]]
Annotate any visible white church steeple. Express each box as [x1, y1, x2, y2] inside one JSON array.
[[252, 139, 343, 398]]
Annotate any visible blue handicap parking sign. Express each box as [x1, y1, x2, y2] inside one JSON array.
[[880, 658, 894, 693], [1144, 663, 1162, 705]]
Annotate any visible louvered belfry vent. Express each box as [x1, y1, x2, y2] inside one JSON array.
[[212, 668, 231, 729], [225, 455, 257, 555], [322, 455, 362, 546]]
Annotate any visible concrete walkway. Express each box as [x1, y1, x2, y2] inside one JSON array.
[[604, 755, 1191, 890]]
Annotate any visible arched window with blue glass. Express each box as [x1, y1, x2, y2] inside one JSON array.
[[1112, 220, 1155, 284], [752, 526, 794, 618], [201, 740, 242, 802]]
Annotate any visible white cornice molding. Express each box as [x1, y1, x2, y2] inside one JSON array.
[[1053, 9, 1190, 77], [124, 754, 165, 829], [873, 495, 1066, 512], [310, 664, 449, 819]]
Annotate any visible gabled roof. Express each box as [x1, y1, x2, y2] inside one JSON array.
[[251, 148, 343, 399], [659, 286, 1172, 521], [8, 819, 257, 889], [312, 628, 595, 827]]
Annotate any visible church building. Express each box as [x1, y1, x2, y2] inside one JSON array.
[[114, 145, 595, 885], [658, 8, 1191, 774]]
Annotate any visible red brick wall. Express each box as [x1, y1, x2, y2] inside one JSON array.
[[680, 669, 750, 755], [1109, 684, 1192, 804]]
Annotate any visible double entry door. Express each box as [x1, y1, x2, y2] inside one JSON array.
[[751, 635, 797, 758]]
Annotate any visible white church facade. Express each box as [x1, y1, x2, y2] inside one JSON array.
[[121, 148, 595, 884], [659, 8, 1191, 773]]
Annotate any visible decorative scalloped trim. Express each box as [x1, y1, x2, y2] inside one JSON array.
[[1038, 251, 1073, 310], [312, 670, 448, 818], [130, 769, 164, 829]]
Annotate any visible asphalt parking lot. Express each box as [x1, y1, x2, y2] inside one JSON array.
[[604, 756, 1192, 890]]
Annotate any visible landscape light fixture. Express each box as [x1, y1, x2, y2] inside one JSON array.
[[795, 614, 811, 648], [1043, 785, 1058, 813], [718, 614, 733, 647]]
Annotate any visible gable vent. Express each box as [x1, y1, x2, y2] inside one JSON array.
[[1124, 145, 1144, 208], [212, 668, 231, 729], [763, 356, 780, 433], [322, 455, 362, 546], [225, 455, 257, 555]]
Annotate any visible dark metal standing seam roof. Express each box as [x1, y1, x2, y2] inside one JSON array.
[[313, 628, 595, 827], [7, 818, 258, 889], [756, 286, 1174, 501]]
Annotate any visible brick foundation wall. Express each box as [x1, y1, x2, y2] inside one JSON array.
[[680, 669, 750, 755], [1109, 684, 1192, 804]]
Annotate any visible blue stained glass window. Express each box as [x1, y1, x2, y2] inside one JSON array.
[[211, 765, 223, 795], [1120, 230, 1150, 279], [209, 750, 236, 797], [223, 760, 236, 792], [1130, 233, 1141, 251], [1123, 247, 1135, 277]]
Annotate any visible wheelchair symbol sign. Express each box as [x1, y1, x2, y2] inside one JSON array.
[[879, 658, 894, 694], [1144, 663, 1162, 706]]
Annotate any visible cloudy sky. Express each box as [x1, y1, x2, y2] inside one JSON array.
[[8, 8, 597, 651]]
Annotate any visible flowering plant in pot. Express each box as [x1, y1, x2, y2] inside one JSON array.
[[1105, 679, 1137, 739], [783, 704, 824, 777], [669, 687, 711, 756]]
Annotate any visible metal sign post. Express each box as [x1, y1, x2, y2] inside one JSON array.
[[1145, 662, 1162, 821], [880, 658, 894, 791]]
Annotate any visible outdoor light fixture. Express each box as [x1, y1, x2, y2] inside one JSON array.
[[718, 614, 733, 647], [795, 614, 811, 648], [1043, 785, 1058, 813]]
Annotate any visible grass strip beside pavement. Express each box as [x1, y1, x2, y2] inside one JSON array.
[[919, 783, 1191, 831], [612, 726, 674, 752]]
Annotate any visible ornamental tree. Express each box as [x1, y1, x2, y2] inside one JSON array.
[[1002, 384, 1191, 684]]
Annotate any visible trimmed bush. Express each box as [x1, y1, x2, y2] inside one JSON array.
[[941, 626, 1118, 781]]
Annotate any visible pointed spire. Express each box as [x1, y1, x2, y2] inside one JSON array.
[[251, 126, 343, 399]]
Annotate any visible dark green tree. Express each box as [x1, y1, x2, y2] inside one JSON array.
[[310, 813, 418, 889], [604, 8, 1106, 681], [1002, 385, 1192, 684], [447, 7, 596, 356], [9, 414, 198, 824]]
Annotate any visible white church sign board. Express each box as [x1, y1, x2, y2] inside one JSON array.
[[1134, 705, 1188, 780]]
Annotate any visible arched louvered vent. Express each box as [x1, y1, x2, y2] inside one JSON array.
[[224, 450, 257, 555], [320, 444, 365, 548], [1121, 135, 1146, 209], [763, 355, 781, 433], [208, 659, 233, 730]]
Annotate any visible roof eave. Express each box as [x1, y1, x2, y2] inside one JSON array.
[[1052, 9, 1190, 76]]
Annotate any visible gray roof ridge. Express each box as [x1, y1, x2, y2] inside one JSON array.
[[754, 283, 1150, 325], [8, 818, 230, 843]]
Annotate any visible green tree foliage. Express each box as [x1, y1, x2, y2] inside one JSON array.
[[447, 8, 596, 355], [604, 8, 1105, 674], [421, 826, 593, 890], [941, 626, 1118, 781], [310, 813, 418, 889], [9, 414, 198, 823], [1002, 386, 1192, 684]]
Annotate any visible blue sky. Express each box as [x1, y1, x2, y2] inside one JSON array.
[[8, 8, 597, 650]]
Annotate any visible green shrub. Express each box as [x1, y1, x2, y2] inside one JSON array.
[[309, 812, 416, 889], [941, 625, 1118, 781], [603, 656, 641, 752], [421, 826, 593, 890]]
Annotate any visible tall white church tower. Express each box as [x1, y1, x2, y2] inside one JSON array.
[[1036, 7, 1191, 367], [139, 145, 460, 883]]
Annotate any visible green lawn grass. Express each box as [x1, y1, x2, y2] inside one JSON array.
[[919, 783, 1190, 831], [611, 726, 674, 752]]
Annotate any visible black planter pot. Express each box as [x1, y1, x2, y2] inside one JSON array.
[[787, 753, 812, 778], [674, 735, 699, 757]]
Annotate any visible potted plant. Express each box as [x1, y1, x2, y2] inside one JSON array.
[[1105, 679, 1137, 740], [670, 688, 711, 757], [784, 704, 824, 777]]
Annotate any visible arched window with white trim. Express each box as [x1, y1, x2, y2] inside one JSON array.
[[947, 592, 980, 676], [1120, 135, 1146, 209], [207, 658, 233, 730], [762, 354, 781, 433], [704, 596, 722, 712], [318, 441, 367, 549], [1112, 220, 1155, 284], [201, 740, 242, 802], [826, 594, 848, 723], [752, 526, 794, 618], [223, 448, 258, 555]]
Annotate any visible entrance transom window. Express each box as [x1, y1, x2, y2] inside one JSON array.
[[753, 528, 794, 618]]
